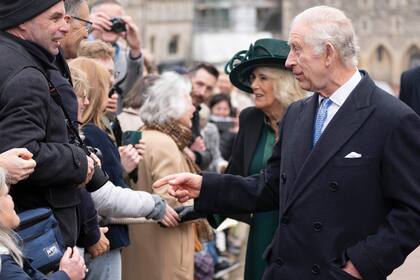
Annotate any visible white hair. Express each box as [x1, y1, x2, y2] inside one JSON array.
[[0, 168, 23, 268], [140, 72, 192, 125], [292, 5, 360, 67]]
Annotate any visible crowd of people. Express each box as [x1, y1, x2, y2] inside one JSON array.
[[0, 1, 420, 280]]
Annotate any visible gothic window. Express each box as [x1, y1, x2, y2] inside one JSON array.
[[406, 45, 420, 68], [168, 35, 179, 54], [377, 46, 384, 62], [370, 45, 392, 82]]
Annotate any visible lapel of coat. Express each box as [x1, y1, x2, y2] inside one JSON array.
[[283, 72, 377, 213], [243, 109, 265, 175], [291, 94, 319, 176]]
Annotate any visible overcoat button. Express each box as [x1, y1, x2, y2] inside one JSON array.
[[281, 216, 290, 225], [330, 181, 339, 192], [311, 264, 321, 274], [275, 258, 284, 266], [313, 222, 323, 232]]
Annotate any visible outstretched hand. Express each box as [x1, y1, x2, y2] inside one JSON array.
[[0, 148, 36, 185], [153, 173, 202, 203]]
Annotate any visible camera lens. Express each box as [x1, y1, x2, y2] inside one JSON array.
[[109, 17, 126, 33]]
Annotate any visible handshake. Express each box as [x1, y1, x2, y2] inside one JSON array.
[[159, 206, 206, 227]]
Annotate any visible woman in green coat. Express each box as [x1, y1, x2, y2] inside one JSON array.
[[217, 38, 305, 280]]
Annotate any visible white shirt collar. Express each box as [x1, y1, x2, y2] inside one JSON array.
[[319, 69, 362, 107]]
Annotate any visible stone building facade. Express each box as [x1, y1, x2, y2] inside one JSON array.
[[92, 0, 420, 86], [89, 0, 194, 67]]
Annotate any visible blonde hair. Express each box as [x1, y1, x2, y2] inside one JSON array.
[[69, 57, 111, 129], [69, 64, 90, 99], [256, 67, 306, 108], [0, 168, 23, 268], [78, 39, 115, 60]]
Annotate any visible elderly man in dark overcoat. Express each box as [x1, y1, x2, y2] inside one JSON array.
[[154, 5, 420, 280], [0, 0, 95, 246]]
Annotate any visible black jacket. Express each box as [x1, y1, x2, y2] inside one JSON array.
[[83, 124, 130, 250], [0, 32, 87, 241], [400, 66, 420, 115], [225, 107, 265, 176], [196, 72, 420, 280]]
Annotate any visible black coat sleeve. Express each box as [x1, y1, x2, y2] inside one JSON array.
[[399, 70, 411, 104], [196, 142, 280, 214], [0, 68, 87, 186], [76, 188, 100, 249], [195, 114, 284, 215], [399, 67, 420, 115]]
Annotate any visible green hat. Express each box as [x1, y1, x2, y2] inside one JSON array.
[[225, 38, 290, 93]]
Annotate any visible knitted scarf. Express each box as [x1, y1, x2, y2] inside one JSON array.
[[145, 122, 201, 174]]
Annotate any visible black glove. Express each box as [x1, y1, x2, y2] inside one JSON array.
[[175, 206, 207, 223]]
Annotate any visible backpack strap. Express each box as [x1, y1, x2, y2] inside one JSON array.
[[46, 76, 91, 155]]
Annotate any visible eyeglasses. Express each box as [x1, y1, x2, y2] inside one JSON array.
[[69, 16, 93, 32]]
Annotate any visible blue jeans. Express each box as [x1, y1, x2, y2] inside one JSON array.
[[86, 249, 121, 280]]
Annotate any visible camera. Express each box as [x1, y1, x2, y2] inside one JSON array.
[[87, 146, 103, 161], [109, 17, 126, 33], [85, 146, 109, 192]]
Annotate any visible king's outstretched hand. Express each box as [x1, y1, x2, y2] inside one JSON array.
[[153, 172, 203, 203]]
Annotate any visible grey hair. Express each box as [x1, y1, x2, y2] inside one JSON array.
[[292, 5, 360, 67], [140, 72, 192, 125], [64, 0, 86, 16], [0, 168, 23, 268]]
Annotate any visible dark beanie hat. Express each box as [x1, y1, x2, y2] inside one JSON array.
[[0, 0, 62, 30]]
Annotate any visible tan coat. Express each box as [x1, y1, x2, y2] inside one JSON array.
[[122, 130, 194, 280]]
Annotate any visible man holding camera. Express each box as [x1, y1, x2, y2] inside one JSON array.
[[89, 0, 144, 100], [0, 0, 95, 248]]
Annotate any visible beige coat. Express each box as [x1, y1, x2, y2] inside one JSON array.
[[122, 130, 194, 280]]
